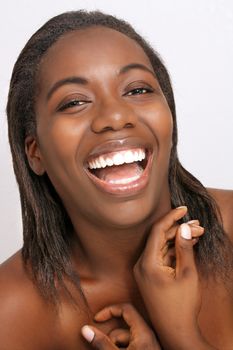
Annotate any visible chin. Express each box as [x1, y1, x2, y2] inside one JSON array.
[[95, 192, 163, 229]]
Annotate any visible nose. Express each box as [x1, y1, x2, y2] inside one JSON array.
[[90, 98, 137, 133]]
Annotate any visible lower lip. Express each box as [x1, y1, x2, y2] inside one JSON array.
[[84, 153, 153, 196]]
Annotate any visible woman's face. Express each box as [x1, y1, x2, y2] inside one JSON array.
[[32, 26, 173, 228]]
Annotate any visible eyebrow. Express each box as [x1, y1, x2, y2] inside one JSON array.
[[46, 76, 88, 101], [119, 63, 156, 78], [46, 63, 156, 101]]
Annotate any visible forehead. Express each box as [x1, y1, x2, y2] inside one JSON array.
[[38, 26, 153, 82]]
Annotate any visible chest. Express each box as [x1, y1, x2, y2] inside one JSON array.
[[81, 278, 152, 332], [57, 279, 151, 349], [58, 278, 233, 349]]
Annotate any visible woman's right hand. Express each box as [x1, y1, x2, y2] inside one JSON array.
[[81, 303, 161, 349]]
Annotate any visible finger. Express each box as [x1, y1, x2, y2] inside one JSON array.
[[175, 223, 197, 278], [166, 220, 201, 243], [94, 305, 123, 321], [108, 328, 130, 346], [139, 207, 188, 267], [164, 235, 200, 268], [164, 220, 202, 256], [95, 304, 154, 342], [95, 303, 146, 329], [187, 219, 200, 225], [188, 224, 204, 238], [192, 237, 199, 245], [165, 222, 203, 252], [81, 325, 118, 350], [157, 206, 188, 232]]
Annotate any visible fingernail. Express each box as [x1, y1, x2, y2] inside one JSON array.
[[81, 325, 95, 343], [176, 206, 187, 210], [187, 220, 199, 224], [192, 224, 204, 230], [181, 223, 192, 239]]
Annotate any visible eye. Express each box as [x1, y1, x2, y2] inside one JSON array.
[[57, 98, 91, 112], [124, 86, 154, 96]]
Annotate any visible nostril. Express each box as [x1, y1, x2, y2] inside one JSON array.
[[125, 123, 134, 128], [91, 115, 136, 133], [100, 123, 133, 132], [102, 126, 113, 132]]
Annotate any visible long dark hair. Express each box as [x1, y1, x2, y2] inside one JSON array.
[[7, 10, 233, 303]]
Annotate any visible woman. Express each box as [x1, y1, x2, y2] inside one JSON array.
[[0, 10, 232, 349]]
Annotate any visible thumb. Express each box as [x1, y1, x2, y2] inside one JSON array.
[[81, 325, 117, 350], [175, 223, 197, 278]]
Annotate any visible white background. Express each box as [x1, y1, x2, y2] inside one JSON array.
[[0, 0, 232, 262]]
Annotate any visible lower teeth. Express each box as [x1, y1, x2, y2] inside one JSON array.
[[108, 174, 141, 185]]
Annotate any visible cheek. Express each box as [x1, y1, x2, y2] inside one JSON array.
[[37, 118, 85, 178], [146, 103, 173, 151]]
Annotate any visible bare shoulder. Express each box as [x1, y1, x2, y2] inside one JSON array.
[[207, 187, 233, 240], [0, 251, 89, 350], [0, 252, 63, 349], [0, 251, 58, 349]]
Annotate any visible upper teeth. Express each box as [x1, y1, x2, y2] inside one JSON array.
[[88, 148, 146, 170]]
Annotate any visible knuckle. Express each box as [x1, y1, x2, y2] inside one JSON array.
[[144, 329, 157, 343], [137, 335, 155, 349], [153, 221, 163, 232], [93, 334, 108, 349], [121, 302, 132, 312], [135, 258, 154, 276], [133, 261, 143, 278], [137, 259, 161, 278], [134, 259, 148, 276], [179, 242, 194, 252], [181, 266, 192, 278], [184, 242, 194, 250], [181, 266, 197, 280]]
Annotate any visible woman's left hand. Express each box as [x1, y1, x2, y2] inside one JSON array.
[[133, 206, 213, 350]]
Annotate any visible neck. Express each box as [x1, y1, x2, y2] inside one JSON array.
[[69, 199, 171, 280], [71, 222, 150, 278]]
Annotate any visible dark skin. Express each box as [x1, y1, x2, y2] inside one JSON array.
[[0, 27, 233, 350]]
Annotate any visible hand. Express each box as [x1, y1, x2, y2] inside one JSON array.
[[133, 206, 215, 350], [81, 303, 161, 349]]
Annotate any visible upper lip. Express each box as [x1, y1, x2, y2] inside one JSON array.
[[85, 137, 153, 166]]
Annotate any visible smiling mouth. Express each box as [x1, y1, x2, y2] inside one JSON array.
[[85, 147, 152, 195]]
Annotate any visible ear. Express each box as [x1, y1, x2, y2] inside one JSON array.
[[25, 135, 45, 175]]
